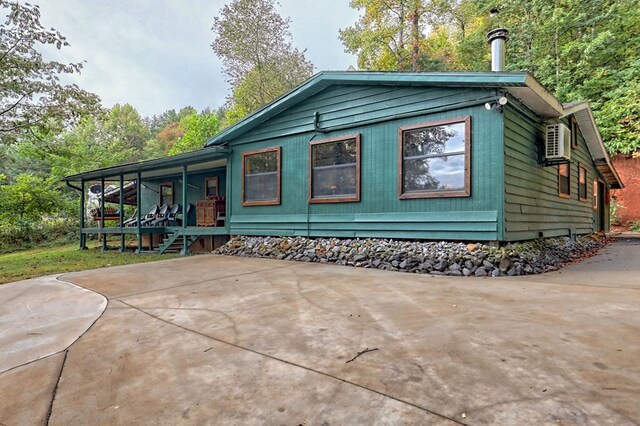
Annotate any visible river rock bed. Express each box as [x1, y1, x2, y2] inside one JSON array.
[[214, 234, 609, 277]]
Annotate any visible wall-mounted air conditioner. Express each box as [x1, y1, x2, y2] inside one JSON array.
[[545, 123, 571, 160]]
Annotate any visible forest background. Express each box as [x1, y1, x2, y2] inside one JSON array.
[[0, 0, 638, 251]]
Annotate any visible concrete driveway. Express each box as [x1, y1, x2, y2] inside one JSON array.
[[1, 237, 638, 425]]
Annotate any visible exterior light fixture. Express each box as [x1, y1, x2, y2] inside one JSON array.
[[485, 96, 509, 112]]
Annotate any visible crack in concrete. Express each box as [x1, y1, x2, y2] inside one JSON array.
[[45, 350, 67, 426], [128, 306, 240, 345], [117, 299, 466, 425]]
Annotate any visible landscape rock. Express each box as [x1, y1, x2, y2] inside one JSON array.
[[214, 234, 609, 278], [474, 267, 487, 277]]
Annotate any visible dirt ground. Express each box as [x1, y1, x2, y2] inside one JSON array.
[[1, 236, 638, 425]]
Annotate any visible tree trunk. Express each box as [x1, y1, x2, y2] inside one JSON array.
[[397, 0, 406, 71], [410, 7, 420, 71]]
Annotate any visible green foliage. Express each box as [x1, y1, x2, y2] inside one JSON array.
[[212, 0, 313, 125], [103, 104, 150, 157], [0, 0, 101, 145], [169, 110, 221, 155], [596, 69, 640, 155], [17, 113, 136, 181], [340, 0, 437, 71], [341, 0, 640, 154], [144, 107, 196, 137], [630, 221, 640, 233], [0, 173, 62, 225], [0, 217, 78, 253], [610, 197, 625, 225]]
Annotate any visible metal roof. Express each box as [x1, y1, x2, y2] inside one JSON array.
[[63, 146, 231, 182], [204, 71, 564, 146]]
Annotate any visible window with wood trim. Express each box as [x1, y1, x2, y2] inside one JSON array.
[[309, 134, 360, 203], [399, 117, 471, 199], [593, 180, 598, 210], [242, 147, 281, 206], [558, 163, 571, 198], [578, 165, 588, 201], [160, 182, 173, 206], [570, 116, 579, 148], [205, 176, 219, 197]]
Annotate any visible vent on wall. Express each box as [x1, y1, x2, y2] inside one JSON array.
[[545, 123, 571, 160]]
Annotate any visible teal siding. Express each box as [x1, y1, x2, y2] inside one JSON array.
[[503, 105, 602, 241], [141, 169, 226, 225], [228, 86, 504, 241], [233, 85, 494, 144]]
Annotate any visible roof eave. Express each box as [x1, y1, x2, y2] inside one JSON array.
[[562, 101, 623, 189], [63, 146, 232, 182], [205, 71, 532, 146]]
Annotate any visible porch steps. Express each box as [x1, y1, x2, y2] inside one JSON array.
[[156, 232, 197, 254]]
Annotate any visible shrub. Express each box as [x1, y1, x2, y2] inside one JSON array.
[[0, 218, 79, 253]]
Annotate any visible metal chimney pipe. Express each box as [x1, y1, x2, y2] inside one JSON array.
[[487, 28, 509, 72]]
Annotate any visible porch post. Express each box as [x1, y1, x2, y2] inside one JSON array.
[[136, 172, 142, 253], [181, 165, 188, 255], [79, 180, 86, 250], [119, 174, 125, 252], [101, 177, 107, 251], [226, 157, 231, 233]]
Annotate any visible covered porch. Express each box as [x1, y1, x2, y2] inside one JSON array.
[[63, 146, 232, 254]]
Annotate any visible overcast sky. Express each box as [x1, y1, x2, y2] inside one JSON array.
[[38, 1, 360, 117]]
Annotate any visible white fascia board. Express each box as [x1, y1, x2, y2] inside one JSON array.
[[561, 101, 624, 189], [506, 74, 565, 119]]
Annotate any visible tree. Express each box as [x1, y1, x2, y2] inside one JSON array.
[[0, 0, 100, 145], [341, 0, 640, 154], [103, 104, 149, 158], [212, 0, 313, 125], [17, 114, 135, 181], [169, 110, 221, 155], [143, 121, 185, 159], [0, 173, 62, 224], [477, 0, 640, 154], [340, 0, 442, 71]]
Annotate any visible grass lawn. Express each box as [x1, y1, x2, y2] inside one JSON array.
[[0, 241, 181, 285]]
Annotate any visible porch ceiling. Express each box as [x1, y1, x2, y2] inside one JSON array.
[[63, 146, 230, 183]]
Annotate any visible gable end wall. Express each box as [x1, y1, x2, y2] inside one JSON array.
[[503, 104, 602, 241], [227, 85, 504, 241]]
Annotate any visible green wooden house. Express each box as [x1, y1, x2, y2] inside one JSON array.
[[64, 71, 623, 254]]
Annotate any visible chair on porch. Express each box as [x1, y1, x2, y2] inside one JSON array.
[[214, 196, 226, 227], [121, 208, 138, 227], [177, 203, 192, 226], [152, 204, 180, 226], [143, 204, 168, 227], [127, 204, 158, 227]]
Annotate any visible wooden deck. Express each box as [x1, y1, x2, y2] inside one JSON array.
[[81, 226, 230, 236]]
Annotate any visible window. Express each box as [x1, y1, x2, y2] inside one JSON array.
[[593, 180, 598, 210], [160, 182, 173, 206], [558, 163, 571, 198], [205, 177, 219, 197], [309, 134, 360, 203], [578, 165, 588, 201], [399, 116, 471, 199], [242, 147, 281, 206], [570, 117, 579, 149]]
